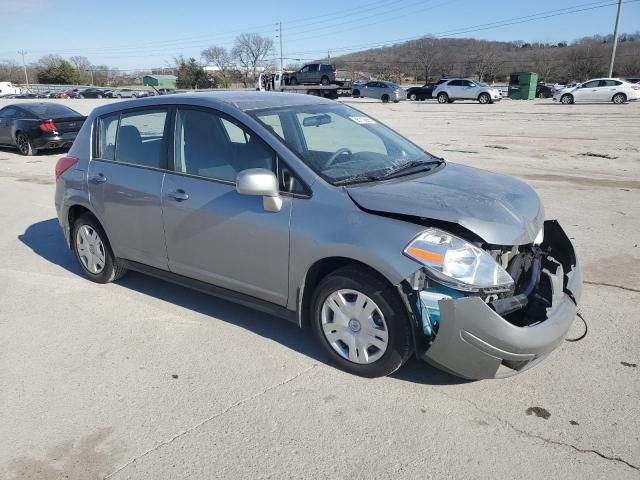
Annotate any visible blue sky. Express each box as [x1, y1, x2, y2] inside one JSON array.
[[2, 0, 638, 70]]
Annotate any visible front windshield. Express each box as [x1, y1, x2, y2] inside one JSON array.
[[249, 103, 436, 184], [474, 81, 488, 87]]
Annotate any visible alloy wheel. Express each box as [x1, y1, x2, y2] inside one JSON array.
[[613, 93, 625, 104], [320, 289, 389, 364], [16, 134, 30, 155], [76, 225, 106, 274]]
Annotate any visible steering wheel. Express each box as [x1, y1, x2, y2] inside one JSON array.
[[325, 148, 353, 168]]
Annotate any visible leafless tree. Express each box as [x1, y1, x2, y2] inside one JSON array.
[[0, 60, 23, 83], [201, 46, 232, 87], [231, 33, 274, 87], [413, 37, 443, 82], [70, 55, 93, 84]]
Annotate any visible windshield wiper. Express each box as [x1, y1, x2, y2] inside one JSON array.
[[333, 174, 383, 186], [381, 158, 444, 179]]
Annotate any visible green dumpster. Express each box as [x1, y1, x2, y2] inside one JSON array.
[[508, 72, 538, 100]]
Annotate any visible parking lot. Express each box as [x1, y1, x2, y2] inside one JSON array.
[[1, 97, 639, 479]]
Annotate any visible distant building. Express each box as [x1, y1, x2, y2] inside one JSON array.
[[142, 74, 177, 88]]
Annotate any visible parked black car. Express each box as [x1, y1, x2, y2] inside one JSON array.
[[78, 88, 107, 99], [406, 79, 447, 100], [536, 84, 553, 98], [0, 103, 86, 156], [625, 77, 640, 84]]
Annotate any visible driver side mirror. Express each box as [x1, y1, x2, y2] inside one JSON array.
[[236, 168, 283, 212]]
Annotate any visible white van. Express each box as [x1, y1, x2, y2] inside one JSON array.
[[0, 82, 21, 96]]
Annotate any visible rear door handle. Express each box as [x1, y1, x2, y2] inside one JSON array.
[[89, 173, 107, 184], [168, 189, 189, 202]]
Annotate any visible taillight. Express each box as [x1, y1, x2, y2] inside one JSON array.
[[40, 119, 57, 132], [55, 155, 79, 178]]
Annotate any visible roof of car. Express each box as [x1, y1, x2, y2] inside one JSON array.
[[91, 90, 334, 117]]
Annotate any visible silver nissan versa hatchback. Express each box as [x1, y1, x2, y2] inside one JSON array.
[[54, 92, 582, 379]]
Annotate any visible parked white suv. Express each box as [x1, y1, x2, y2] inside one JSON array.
[[433, 78, 502, 104], [553, 78, 640, 104]]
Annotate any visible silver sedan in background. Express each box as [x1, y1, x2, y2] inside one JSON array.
[[352, 80, 407, 103]]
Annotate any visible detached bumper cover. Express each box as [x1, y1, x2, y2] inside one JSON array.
[[417, 220, 582, 379]]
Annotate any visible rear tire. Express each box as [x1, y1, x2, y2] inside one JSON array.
[[409, 93, 418, 101], [320, 76, 330, 86], [538, 92, 545, 99], [72, 213, 127, 284], [15, 132, 34, 156], [437, 92, 449, 104], [381, 94, 390, 103], [612, 93, 626, 104], [561, 94, 574, 104], [352, 89, 360, 97], [311, 266, 412, 378]]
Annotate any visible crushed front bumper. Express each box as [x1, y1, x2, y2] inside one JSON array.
[[410, 220, 582, 379]]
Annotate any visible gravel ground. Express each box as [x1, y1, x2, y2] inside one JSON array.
[[1, 96, 639, 479]]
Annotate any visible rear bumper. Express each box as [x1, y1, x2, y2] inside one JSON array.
[[415, 220, 582, 379], [32, 132, 77, 149]]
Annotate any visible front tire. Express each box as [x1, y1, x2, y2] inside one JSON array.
[[437, 92, 449, 104], [352, 89, 360, 97], [612, 93, 626, 104], [72, 213, 127, 283], [561, 94, 574, 104], [290, 77, 299, 85], [311, 267, 412, 378], [478, 93, 491, 104], [15, 132, 34, 156]]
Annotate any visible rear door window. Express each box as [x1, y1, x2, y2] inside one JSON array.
[[112, 109, 168, 168]]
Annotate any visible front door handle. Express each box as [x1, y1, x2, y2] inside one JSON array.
[[89, 173, 107, 184], [168, 189, 189, 202]]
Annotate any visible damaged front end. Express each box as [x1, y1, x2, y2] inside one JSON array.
[[399, 220, 582, 379]]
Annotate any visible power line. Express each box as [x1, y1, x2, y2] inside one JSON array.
[[286, 0, 639, 58]]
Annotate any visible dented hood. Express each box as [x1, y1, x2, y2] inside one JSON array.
[[347, 163, 544, 245]]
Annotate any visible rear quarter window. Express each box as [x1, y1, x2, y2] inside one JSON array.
[[98, 113, 119, 160]]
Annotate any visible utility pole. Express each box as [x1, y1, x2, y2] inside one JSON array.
[[278, 21, 283, 72], [89, 68, 94, 86], [608, 0, 623, 77], [18, 50, 29, 85]]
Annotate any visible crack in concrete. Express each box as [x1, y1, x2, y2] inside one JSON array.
[[436, 390, 639, 472], [584, 281, 640, 294], [103, 363, 318, 479]]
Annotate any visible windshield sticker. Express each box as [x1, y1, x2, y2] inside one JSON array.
[[349, 116, 377, 125]]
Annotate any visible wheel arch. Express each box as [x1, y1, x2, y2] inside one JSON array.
[[66, 204, 113, 254], [299, 257, 402, 328]]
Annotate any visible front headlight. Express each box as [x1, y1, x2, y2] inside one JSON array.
[[404, 228, 514, 292]]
